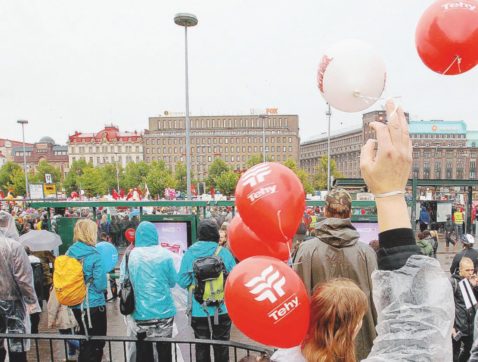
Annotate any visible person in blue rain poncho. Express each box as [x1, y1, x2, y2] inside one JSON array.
[[126, 221, 177, 362], [178, 218, 236, 362]]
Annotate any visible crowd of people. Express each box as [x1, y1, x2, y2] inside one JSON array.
[[0, 99, 476, 362]]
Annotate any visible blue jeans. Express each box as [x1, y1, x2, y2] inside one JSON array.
[[59, 329, 79, 357]]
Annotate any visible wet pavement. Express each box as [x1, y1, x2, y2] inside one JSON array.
[[22, 234, 467, 361]]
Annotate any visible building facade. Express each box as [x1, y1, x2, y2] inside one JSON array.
[[68, 125, 143, 168], [0, 139, 33, 162], [300, 112, 478, 181], [12, 137, 69, 176], [144, 114, 300, 181]]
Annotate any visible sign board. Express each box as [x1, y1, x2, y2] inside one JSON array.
[[356, 193, 374, 201], [29, 184, 44, 200], [43, 184, 57, 198], [45, 173, 53, 184], [437, 203, 452, 222]]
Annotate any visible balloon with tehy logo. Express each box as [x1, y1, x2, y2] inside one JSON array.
[[235, 162, 305, 245], [416, 0, 478, 75], [96, 241, 118, 273], [317, 39, 386, 112], [228, 215, 292, 262], [225, 256, 310, 348]]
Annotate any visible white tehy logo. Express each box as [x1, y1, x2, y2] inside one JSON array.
[[241, 164, 271, 188], [245, 265, 286, 303]]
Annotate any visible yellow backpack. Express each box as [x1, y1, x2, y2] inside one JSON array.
[[53, 255, 86, 306]]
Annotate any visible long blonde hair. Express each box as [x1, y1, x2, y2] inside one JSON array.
[[301, 278, 368, 362], [73, 219, 98, 246]]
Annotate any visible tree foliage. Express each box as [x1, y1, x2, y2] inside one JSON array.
[[206, 158, 230, 188], [282, 158, 314, 194], [64, 159, 91, 194], [122, 161, 149, 190], [313, 156, 344, 190], [246, 154, 272, 169], [146, 161, 177, 197], [30, 160, 62, 187], [78, 168, 107, 197], [0, 162, 23, 193], [214, 171, 239, 196]]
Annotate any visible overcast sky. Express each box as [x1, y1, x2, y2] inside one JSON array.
[[1, 0, 477, 145]]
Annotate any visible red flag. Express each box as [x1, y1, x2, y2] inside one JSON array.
[[210, 186, 215, 198], [191, 184, 197, 196]]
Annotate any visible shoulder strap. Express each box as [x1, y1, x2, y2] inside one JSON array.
[[213, 245, 222, 257]]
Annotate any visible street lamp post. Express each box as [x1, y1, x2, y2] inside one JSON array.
[[259, 115, 267, 162], [174, 13, 198, 200], [114, 153, 120, 192], [326, 104, 332, 191], [17, 120, 29, 199]]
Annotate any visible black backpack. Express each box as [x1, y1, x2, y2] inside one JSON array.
[[31, 262, 45, 302], [192, 246, 227, 307]]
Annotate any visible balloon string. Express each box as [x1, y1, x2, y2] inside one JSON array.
[[286, 239, 292, 266], [442, 55, 462, 75], [354, 93, 402, 103]]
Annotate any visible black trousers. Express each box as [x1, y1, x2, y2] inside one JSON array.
[[73, 306, 107, 362], [30, 312, 40, 334], [453, 335, 473, 362], [191, 314, 232, 362], [135, 317, 174, 362], [0, 300, 27, 362]]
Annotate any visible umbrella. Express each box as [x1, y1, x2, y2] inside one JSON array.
[[19, 230, 62, 252]]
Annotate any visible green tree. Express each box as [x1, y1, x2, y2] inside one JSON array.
[[122, 161, 149, 190], [245, 154, 272, 169], [313, 156, 344, 190], [146, 161, 177, 197], [206, 158, 230, 188], [0, 162, 23, 193], [99, 163, 123, 193], [64, 159, 91, 193], [282, 158, 314, 194], [214, 171, 239, 196], [30, 160, 62, 186], [174, 162, 187, 193], [7, 168, 26, 196], [78, 168, 107, 197]]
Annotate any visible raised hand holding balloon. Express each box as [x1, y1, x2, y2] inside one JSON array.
[[318, 39, 387, 112], [224, 256, 310, 348], [416, 0, 478, 75], [235, 162, 305, 244], [228, 215, 292, 262]]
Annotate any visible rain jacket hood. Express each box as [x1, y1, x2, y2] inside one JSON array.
[[315, 217, 359, 248], [67, 241, 107, 308], [178, 241, 237, 317], [126, 221, 177, 321], [135, 221, 158, 247]]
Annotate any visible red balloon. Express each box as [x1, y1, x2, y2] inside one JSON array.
[[416, 0, 478, 75], [125, 228, 135, 243], [225, 256, 310, 348], [235, 162, 305, 244], [70, 191, 79, 199], [228, 215, 291, 262]]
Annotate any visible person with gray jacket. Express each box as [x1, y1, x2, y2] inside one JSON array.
[[0, 211, 40, 362]]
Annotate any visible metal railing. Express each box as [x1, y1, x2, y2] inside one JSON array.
[[0, 333, 273, 362]]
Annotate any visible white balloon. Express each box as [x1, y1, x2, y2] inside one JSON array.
[[317, 39, 387, 113]]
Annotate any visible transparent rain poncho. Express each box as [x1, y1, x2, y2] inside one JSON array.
[[122, 248, 187, 362], [363, 255, 454, 362], [0, 211, 41, 352]]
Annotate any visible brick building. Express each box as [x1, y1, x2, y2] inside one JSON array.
[[144, 114, 300, 181], [300, 111, 478, 181], [12, 136, 69, 176], [0, 138, 33, 162], [68, 125, 143, 168]]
